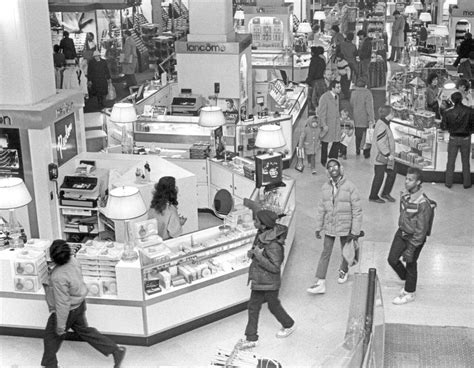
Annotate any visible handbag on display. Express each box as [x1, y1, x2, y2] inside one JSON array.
[[295, 147, 305, 172]]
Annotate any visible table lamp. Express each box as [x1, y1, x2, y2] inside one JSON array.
[[0, 177, 32, 248], [433, 25, 449, 50], [106, 186, 147, 262], [198, 106, 226, 158], [255, 125, 286, 155], [234, 9, 245, 33], [419, 12, 432, 27], [404, 5, 417, 15], [313, 11, 326, 31], [110, 102, 137, 154]]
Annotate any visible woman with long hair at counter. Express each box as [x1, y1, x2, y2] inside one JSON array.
[[148, 176, 187, 240]]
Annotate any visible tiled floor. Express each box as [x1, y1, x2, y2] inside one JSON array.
[[1, 153, 473, 367]]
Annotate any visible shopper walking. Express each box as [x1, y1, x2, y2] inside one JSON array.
[[82, 32, 97, 61], [425, 73, 441, 119], [313, 68, 334, 112], [319, 80, 342, 166], [122, 30, 138, 88], [87, 51, 111, 108], [41, 239, 126, 368], [368, 105, 396, 203], [350, 77, 375, 158], [440, 92, 473, 189], [53, 45, 66, 89], [356, 30, 372, 80], [298, 115, 326, 174], [240, 210, 295, 349], [388, 11, 405, 62], [339, 32, 358, 82], [453, 32, 474, 68], [307, 158, 363, 294], [387, 168, 434, 305], [149, 176, 187, 240], [305, 46, 326, 115], [59, 30, 77, 61], [334, 53, 352, 100]]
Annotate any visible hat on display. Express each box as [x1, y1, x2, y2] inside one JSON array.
[[93, 51, 100, 57]]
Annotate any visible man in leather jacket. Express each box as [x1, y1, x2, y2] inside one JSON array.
[[387, 168, 433, 305], [441, 91, 473, 189]]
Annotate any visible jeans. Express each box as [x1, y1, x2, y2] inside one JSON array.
[[369, 164, 396, 199], [315, 235, 349, 279], [387, 229, 425, 293], [446, 135, 472, 188], [41, 301, 117, 368], [389, 47, 402, 61], [321, 141, 340, 166], [245, 290, 294, 342]]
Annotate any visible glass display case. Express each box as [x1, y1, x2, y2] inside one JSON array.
[[391, 119, 437, 170], [418, 52, 457, 68], [252, 50, 311, 82]]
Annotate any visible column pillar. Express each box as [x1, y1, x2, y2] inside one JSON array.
[[0, 0, 55, 105]]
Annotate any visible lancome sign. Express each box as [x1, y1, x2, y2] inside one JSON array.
[[176, 41, 241, 54]]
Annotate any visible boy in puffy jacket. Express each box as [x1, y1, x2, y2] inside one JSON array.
[[41, 240, 126, 368], [240, 210, 295, 349], [387, 167, 433, 305]]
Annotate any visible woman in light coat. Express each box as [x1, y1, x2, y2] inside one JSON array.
[[122, 30, 138, 87], [350, 77, 375, 157], [389, 11, 405, 62], [368, 106, 396, 203]]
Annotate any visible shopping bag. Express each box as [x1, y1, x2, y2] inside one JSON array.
[[106, 81, 116, 100], [363, 127, 374, 150], [342, 239, 360, 267], [295, 147, 305, 172]]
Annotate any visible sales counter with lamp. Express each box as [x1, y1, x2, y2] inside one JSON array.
[[0, 170, 296, 346]]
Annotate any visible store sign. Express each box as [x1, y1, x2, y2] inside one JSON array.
[[0, 115, 12, 125], [176, 41, 240, 54], [187, 43, 226, 53], [452, 9, 474, 17], [54, 113, 77, 167]]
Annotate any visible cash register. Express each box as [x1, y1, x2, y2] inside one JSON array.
[[60, 176, 100, 208], [170, 89, 204, 116]]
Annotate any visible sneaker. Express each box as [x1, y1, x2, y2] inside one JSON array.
[[338, 270, 348, 284], [312, 170, 317, 175], [369, 197, 385, 204], [238, 338, 258, 349], [113, 346, 126, 368], [307, 280, 326, 294], [392, 290, 415, 305], [276, 324, 296, 338], [381, 194, 396, 202]]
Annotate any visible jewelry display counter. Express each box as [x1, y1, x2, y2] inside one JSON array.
[[0, 177, 296, 346]]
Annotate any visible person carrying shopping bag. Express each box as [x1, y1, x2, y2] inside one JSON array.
[[298, 115, 327, 174]]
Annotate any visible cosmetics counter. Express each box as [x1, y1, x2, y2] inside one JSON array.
[[0, 173, 296, 346]]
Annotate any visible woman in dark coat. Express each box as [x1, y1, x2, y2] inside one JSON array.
[[87, 51, 111, 108]]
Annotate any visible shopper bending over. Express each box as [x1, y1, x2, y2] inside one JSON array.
[[368, 105, 396, 204], [41, 240, 126, 368], [240, 210, 295, 349], [149, 176, 187, 240], [387, 168, 434, 305], [307, 158, 362, 294]]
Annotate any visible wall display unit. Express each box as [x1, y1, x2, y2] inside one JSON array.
[[252, 49, 311, 83], [448, 1, 473, 48], [0, 174, 296, 346], [0, 128, 24, 180]]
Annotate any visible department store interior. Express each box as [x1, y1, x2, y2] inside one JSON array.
[[0, 0, 472, 367]]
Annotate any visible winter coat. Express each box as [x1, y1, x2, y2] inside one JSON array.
[[298, 117, 323, 155], [122, 36, 138, 75], [457, 59, 473, 80], [398, 190, 432, 248], [370, 118, 395, 166], [315, 174, 362, 237], [87, 58, 110, 96], [338, 40, 358, 66], [43, 257, 88, 334], [59, 37, 77, 60], [318, 90, 341, 143], [248, 224, 288, 291], [358, 37, 372, 61], [305, 56, 326, 85], [350, 87, 375, 128], [390, 16, 405, 48]]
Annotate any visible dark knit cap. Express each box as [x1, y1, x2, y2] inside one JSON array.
[[256, 210, 279, 228], [326, 158, 341, 169]]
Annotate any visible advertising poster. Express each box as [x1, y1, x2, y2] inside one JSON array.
[[0, 128, 24, 180], [54, 113, 78, 167]]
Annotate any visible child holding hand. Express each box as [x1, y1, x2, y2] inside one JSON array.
[[298, 115, 326, 174], [339, 108, 355, 160]]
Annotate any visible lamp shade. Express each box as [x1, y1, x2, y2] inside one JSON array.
[[110, 103, 137, 123], [313, 11, 326, 20], [433, 25, 449, 37], [419, 12, 432, 22], [404, 5, 417, 15], [198, 106, 226, 127], [297, 21, 312, 33], [413, 2, 423, 10], [0, 177, 32, 209], [409, 77, 425, 87], [255, 125, 286, 149], [234, 10, 245, 20], [443, 78, 456, 89], [106, 186, 147, 220]]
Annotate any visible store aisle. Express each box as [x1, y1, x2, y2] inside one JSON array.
[[1, 157, 473, 367]]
